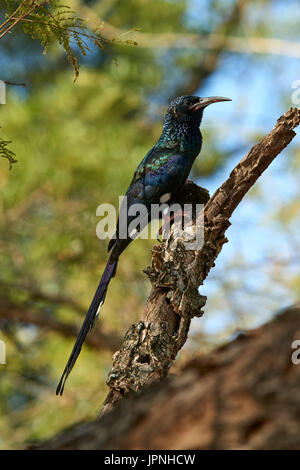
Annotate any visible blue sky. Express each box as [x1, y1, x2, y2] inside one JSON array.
[[192, 47, 300, 338]]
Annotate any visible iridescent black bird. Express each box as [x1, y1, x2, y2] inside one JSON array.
[[56, 95, 231, 395]]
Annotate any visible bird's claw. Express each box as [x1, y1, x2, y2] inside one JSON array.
[[156, 226, 163, 243]]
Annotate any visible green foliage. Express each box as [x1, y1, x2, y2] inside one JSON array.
[[1, 1, 107, 81], [0, 0, 144, 169], [0, 134, 17, 169]]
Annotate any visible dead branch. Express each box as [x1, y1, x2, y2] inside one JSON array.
[[0, 300, 121, 352], [80, 4, 300, 59], [3, 80, 26, 87], [100, 107, 300, 416]]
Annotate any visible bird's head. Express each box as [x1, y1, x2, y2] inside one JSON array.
[[166, 95, 231, 125]]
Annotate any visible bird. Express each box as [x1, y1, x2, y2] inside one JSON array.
[[56, 94, 231, 395]]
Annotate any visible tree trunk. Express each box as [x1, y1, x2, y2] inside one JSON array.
[[34, 304, 300, 450]]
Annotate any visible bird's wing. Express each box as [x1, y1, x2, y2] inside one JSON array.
[[108, 147, 188, 261], [129, 146, 188, 203]]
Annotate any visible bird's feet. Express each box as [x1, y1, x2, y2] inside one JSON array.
[[156, 209, 189, 242]]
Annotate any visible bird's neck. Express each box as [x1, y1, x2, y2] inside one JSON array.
[[159, 113, 202, 156]]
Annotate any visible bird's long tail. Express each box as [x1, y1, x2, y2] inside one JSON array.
[[56, 259, 118, 395]]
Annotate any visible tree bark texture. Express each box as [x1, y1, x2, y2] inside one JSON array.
[[35, 304, 300, 450]]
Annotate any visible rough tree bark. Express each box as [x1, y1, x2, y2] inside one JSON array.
[[99, 107, 300, 416], [35, 304, 300, 450]]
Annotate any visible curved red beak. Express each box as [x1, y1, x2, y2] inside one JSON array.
[[189, 96, 232, 112]]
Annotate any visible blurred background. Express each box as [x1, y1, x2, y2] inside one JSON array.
[[0, 0, 299, 449]]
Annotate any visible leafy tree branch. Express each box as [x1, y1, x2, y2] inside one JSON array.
[[0, 133, 17, 169], [0, 0, 139, 168], [1, 0, 107, 81]]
